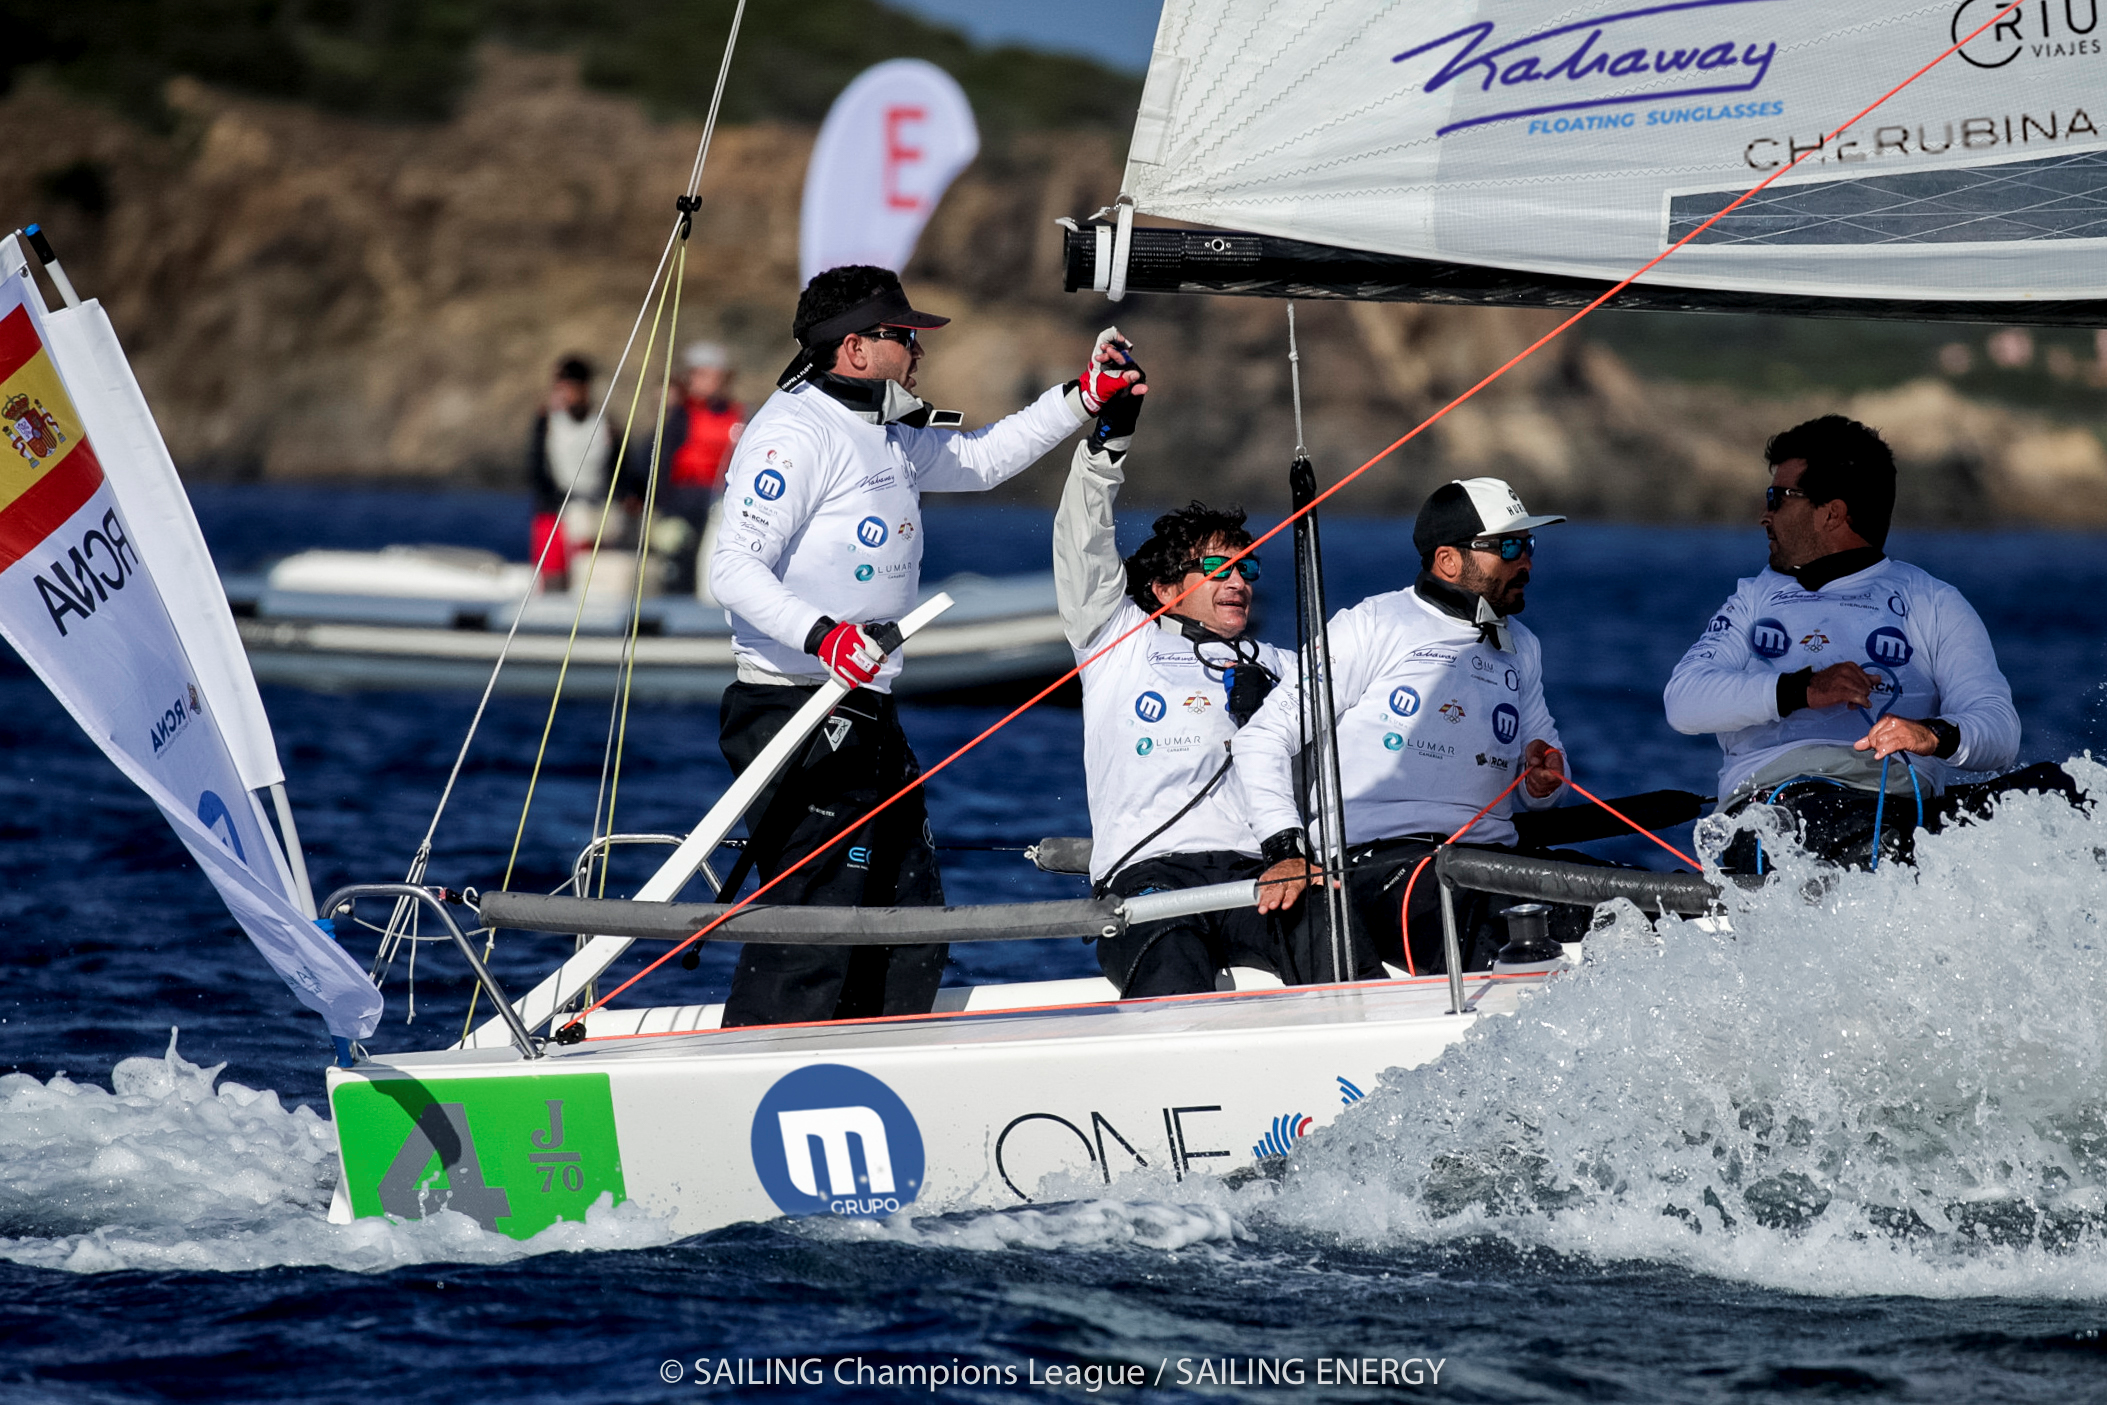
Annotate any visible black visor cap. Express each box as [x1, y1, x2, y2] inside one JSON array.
[[798, 287, 950, 348]]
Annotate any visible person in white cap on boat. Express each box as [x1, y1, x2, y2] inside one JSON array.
[[656, 340, 745, 600], [1051, 338, 1344, 995], [705, 264, 1132, 1028], [1665, 415, 2066, 871], [1236, 477, 1574, 976]]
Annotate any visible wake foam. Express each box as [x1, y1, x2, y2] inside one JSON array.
[[0, 1032, 671, 1274], [1254, 756, 2107, 1297]]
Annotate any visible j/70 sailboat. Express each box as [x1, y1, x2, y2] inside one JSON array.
[[6, 0, 2088, 1241]]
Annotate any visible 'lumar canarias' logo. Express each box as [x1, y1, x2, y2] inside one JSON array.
[[0, 302, 105, 576]]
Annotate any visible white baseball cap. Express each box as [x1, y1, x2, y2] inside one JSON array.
[[1413, 477, 1566, 555]]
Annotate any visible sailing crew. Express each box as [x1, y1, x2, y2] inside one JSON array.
[[1239, 479, 1575, 975], [705, 264, 1118, 1028], [526, 355, 634, 590], [657, 340, 745, 600], [1053, 336, 1323, 995], [1664, 415, 2063, 869]]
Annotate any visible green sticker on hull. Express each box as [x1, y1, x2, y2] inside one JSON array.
[[334, 1073, 625, 1240]]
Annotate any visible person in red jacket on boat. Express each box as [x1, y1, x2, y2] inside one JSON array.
[[658, 340, 745, 599]]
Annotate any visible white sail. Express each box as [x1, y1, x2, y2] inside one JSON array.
[[1126, 0, 2107, 300], [39, 299, 287, 791], [0, 267, 380, 1041]]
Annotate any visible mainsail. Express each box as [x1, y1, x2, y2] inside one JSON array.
[[0, 261, 380, 1042], [1071, 0, 2107, 321]]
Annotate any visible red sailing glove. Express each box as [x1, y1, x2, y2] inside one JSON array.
[[1075, 327, 1141, 413], [809, 618, 889, 688]]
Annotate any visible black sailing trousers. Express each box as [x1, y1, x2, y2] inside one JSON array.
[[717, 682, 946, 1028]]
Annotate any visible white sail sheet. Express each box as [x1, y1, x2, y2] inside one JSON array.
[[1127, 0, 2107, 300], [0, 267, 380, 1041]]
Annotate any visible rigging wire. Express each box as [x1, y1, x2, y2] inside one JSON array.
[[600, 243, 689, 890], [394, 4, 746, 878], [559, 4, 2020, 1032]]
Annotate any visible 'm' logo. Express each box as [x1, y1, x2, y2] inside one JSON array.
[[1135, 691, 1167, 723], [751, 1064, 924, 1218], [1389, 686, 1421, 717], [754, 468, 786, 500], [1865, 626, 1913, 667], [1749, 617, 1790, 659], [1492, 702, 1520, 745], [857, 516, 889, 548]]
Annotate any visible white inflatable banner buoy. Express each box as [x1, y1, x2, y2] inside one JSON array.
[[799, 59, 979, 284]]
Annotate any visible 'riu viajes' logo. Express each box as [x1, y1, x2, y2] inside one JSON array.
[[1393, 0, 1782, 136]]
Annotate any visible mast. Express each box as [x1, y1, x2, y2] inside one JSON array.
[[1284, 305, 1353, 981]]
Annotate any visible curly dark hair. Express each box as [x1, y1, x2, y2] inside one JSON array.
[[1765, 414, 1897, 548], [1124, 502, 1254, 613], [792, 265, 901, 369]]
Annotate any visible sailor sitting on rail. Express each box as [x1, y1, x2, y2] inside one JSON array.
[[1054, 334, 1328, 996], [1666, 415, 2065, 871], [706, 265, 1104, 1029], [1239, 479, 1575, 976]]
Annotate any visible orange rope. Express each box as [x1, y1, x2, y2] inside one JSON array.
[[569, 4, 2020, 1027], [1396, 774, 1527, 976], [1563, 778, 1701, 869]]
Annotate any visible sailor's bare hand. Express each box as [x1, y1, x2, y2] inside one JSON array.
[[1807, 661, 1874, 710], [1523, 740, 1565, 799], [1854, 715, 1939, 760], [1255, 858, 1321, 913]]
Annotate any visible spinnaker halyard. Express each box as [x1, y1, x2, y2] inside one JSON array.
[[1069, 0, 2107, 322]]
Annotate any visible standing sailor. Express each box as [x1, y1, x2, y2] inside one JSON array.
[[1240, 479, 1573, 975], [706, 265, 1120, 1027], [1664, 415, 2052, 869], [1053, 337, 1321, 995]]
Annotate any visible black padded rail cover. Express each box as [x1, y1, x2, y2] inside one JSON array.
[[1511, 790, 1709, 849], [1437, 848, 1719, 915], [1062, 224, 2107, 328], [1030, 836, 1094, 876], [479, 891, 1122, 945]]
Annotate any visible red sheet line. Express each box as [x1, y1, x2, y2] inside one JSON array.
[[570, 2, 2022, 1027]]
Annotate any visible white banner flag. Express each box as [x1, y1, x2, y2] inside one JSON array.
[[0, 269, 380, 1040], [800, 58, 979, 283]]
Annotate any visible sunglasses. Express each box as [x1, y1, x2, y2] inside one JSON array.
[[859, 325, 919, 348], [1461, 534, 1534, 561], [1184, 554, 1261, 582], [1764, 486, 1810, 511]]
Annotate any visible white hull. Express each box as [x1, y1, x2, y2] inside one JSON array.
[[324, 973, 1552, 1238]]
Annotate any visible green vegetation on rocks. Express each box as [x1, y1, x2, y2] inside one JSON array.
[[0, 0, 1140, 131]]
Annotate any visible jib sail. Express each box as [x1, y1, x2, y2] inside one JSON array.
[[0, 261, 381, 1041]]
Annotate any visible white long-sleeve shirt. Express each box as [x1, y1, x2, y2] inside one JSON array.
[[1664, 557, 2019, 800], [1054, 440, 1295, 882], [1235, 585, 1566, 850], [708, 380, 1084, 689]]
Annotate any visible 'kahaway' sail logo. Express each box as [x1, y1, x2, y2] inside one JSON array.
[[1393, 0, 1782, 136]]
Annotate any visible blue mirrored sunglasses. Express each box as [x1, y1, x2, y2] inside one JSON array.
[[1463, 534, 1534, 561]]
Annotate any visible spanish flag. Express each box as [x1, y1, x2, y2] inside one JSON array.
[[0, 302, 104, 572]]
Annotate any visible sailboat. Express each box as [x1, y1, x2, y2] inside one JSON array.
[[7, 0, 2087, 1241]]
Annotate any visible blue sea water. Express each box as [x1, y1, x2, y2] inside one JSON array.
[[5, 490, 2107, 1401]]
